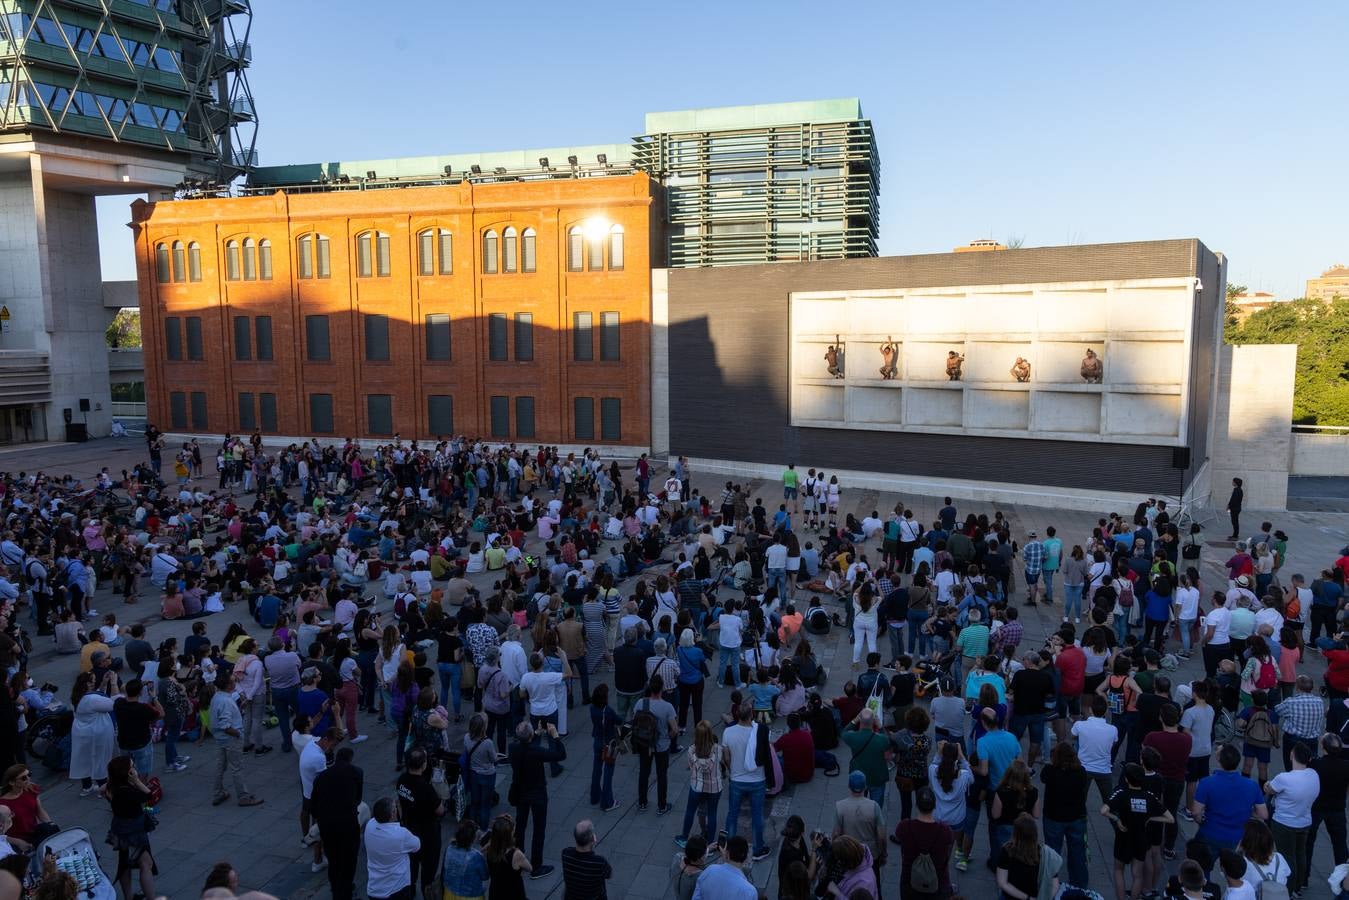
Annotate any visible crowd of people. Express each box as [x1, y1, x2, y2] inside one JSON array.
[[0, 432, 1346, 900]]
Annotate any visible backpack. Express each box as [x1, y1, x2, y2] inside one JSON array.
[[1255, 658, 1277, 691], [630, 699, 659, 753], [910, 850, 940, 894], [1244, 708, 1280, 749], [1118, 578, 1135, 609], [1105, 677, 1128, 715], [1250, 857, 1290, 900]]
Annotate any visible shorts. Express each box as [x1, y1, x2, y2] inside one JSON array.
[[1024, 572, 1040, 585], [882, 538, 898, 557], [1057, 695, 1082, 718], [1242, 743, 1271, 764], [1114, 832, 1150, 863], [784, 487, 797, 500], [803, 497, 818, 512], [1185, 755, 1211, 783]]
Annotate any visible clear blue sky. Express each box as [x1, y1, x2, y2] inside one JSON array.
[[96, 1, 1349, 297]]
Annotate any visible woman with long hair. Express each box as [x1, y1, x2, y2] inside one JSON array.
[[484, 813, 530, 899], [103, 755, 156, 900], [676, 720, 722, 849], [928, 740, 974, 831], [0, 764, 55, 852], [376, 623, 405, 732], [1239, 634, 1275, 708], [1276, 626, 1302, 701], [1040, 741, 1091, 889], [851, 582, 878, 669], [997, 813, 1053, 900], [442, 817, 489, 900], [990, 759, 1040, 861], [352, 608, 382, 715], [1238, 818, 1290, 891], [390, 660, 419, 769], [1062, 545, 1089, 624], [893, 706, 931, 820], [463, 713, 498, 832], [1097, 654, 1141, 764], [828, 834, 876, 899], [68, 670, 118, 795]]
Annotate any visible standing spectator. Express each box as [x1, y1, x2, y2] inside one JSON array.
[[113, 678, 161, 777], [631, 674, 679, 814], [614, 627, 649, 718], [996, 814, 1057, 900], [311, 746, 365, 900], [677, 720, 724, 849], [1274, 676, 1325, 771], [721, 704, 770, 861], [363, 796, 420, 900], [833, 771, 886, 881], [1022, 531, 1045, 606], [1263, 741, 1319, 896], [1142, 703, 1193, 859], [440, 818, 488, 900], [263, 636, 302, 753], [509, 720, 566, 879], [1310, 733, 1349, 867], [462, 714, 498, 832], [208, 677, 264, 808], [300, 728, 342, 873], [396, 749, 444, 894], [1040, 742, 1092, 890], [1007, 651, 1052, 765], [588, 685, 621, 812], [102, 756, 157, 900], [842, 707, 890, 808], [561, 819, 612, 900], [520, 652, 568, 777], [1192, 744, 1268, 865], [894, 786, 954, 900], [675, 629, 708, 731], [1180, 680, 1217, 818], [1102, 763, 1172, 900]]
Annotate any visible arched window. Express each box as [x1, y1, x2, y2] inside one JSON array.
[[154, 243, 170, 282], [483, 230, 498, 274], [417, 229, 435, 277], [437, 229, 452, 275], [187, 242, 201, 281], [242, 237, 257, 281], [297, 234, 313, 279], [502, 227, 518, 273], [224, 239, 241, 281], [356, 231, 372, 278], [375, 231, 390, 277], [170, 240, 185, 283], [316, 235, 331, 278], [567, 226, 583, 272], [258, 239, 272, 280], [587, 228, 604, 272], [521, 228, 536, 273], [608, 224, 624, 271]]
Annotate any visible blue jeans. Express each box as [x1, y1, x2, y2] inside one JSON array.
[[271, 685, 298, 751], [567, 656, 590, 707], [1042, 569, 1057, 603], [718, 646, 742, 687], [1043, 816, 1089, 889], [724, 779, 766, 854], [1063, 584, 1083, 620], [590, 746, 615, 808], [767, 568, 787, 598], [163, 714, 182, 767], [907, 609, 929, 655], [469, 769, 496, 831], [680, 788, 720, 843], [887, 622, 905, 662], [1114, 612, 1129, 645], [438, 662, 462, 715], [867, 784, 886, 808], [128, 743, 154, 779]]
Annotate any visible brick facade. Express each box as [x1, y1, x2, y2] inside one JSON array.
[[132, 174, 656, 447]]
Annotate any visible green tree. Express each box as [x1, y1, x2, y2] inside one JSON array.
[[1228, 297, 1349, 426], [1224, 282, 1247, 335], [105, 308, 141, 349]]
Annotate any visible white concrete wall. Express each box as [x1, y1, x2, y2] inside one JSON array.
[[0, 173, 47, 354], [1289, 432, 1349, 476], [1210, 343, 1297, 510], [650, 269, 669, 459]]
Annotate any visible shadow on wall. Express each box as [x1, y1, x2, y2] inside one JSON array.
[[141, 298, 651, 446]]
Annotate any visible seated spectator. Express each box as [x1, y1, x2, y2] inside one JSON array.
[[774, 714, 816, 784]]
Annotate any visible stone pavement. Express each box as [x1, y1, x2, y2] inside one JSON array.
[[13, 438, 1347, 898]]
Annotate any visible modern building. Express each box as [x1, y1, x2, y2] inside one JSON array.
[[634, 98, 879, 268], [1306, 263, 1349, 301], [0, 0, 255, 442], [953, 239, 1007, 253], [132, 162, 655, 446]]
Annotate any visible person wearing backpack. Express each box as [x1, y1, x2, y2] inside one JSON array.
[[1239, 636, 1279, 708], [895, 785, 953, 899], [1237, 819, 1291, 899], [1096, 656, 1141, 764], [630, 674, 678, 814], [1239, 690, 1280, 784]]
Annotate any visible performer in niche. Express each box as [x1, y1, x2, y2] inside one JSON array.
[[945, 351, 965, 381], [1010, 357, 1032, 382], [879, 337, 898, 380], [1081, 347, 1103, 383], [824, 335, 845, 379]]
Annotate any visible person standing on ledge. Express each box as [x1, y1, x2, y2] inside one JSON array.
[[1227, 478, 1244, 541]]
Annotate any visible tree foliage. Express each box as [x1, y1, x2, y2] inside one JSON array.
[[106, 308, 141, 349], [1224, 283, 1247, 332], [1227, 297, 1349, 425]]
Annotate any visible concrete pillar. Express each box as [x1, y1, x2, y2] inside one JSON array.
[[650, 267, 669, 459], [1210, 343, 1297, 510]]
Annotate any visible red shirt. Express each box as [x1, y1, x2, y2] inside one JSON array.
[[1143, 729, 1193, 780], [774, 728, 816, 784], [1056, 645, 1086, 697], [833, 695, 864, 726], [1326, 649, 1349, 694]]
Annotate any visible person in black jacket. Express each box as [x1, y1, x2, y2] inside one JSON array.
[[310, 746, 364, 900], [509, 720, 567, 880]]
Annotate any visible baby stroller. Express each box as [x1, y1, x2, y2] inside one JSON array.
[[25, 708, 73, 773], [27, 827, 116, 900], [913, 651, 958, 699]]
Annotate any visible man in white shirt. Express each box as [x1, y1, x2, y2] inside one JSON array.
[[149, 548, 180, 588], [1072, 694, 1119, 805], [499, 626, 529, 687], [1201, 602, 1233, 679], [764, 537, 789, 599], [363, 796, 420, 900], [1264, 742, 1319, 894], [721, 705, 770, 860], [519, 652, 566, 776], [300, 728, 340, 872], [860, 512, 884, 539], [716, 603, 745, 688]]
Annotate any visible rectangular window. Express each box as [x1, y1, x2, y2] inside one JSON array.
[[438, 231, 453, 275], [488, 313, 507, 361], [155, 245, 170, 282], [317, 236, 331, 278], [309, 393, 334, 433], [600, 311, 620, 361], [356, 233, 372, 278], [514, 313, 533, 361], [574, 397, 594, 440], [297, 235, 313, 279], [418, 231, 434, 276], [364, 313, 389, 361], [568, 230, 583, 272], [425, 314, 451, 361], [164, 316, 181, 360], [305, 315, 330, 361], [522, 231, 536, 273], [515, 396, 535, 439], [237, 392, 255, 431], [588, 236, 604, 271], [169, 391, 186, 428], [427, 395, 453, 435], [259, 393, 277, 431], [489, 395, 509, 438], [573, 312, 593, 361], [189, 391, 208, 429], [367, 394, 392, 435], [600, 397, 621, 441], [255, 316, 273, 360], [376, 232, 391, 277], [185, 316, 203, 360], [233, 315, 251, 360]]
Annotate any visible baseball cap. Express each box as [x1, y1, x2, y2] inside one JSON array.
[[848, 771, 866, 792]]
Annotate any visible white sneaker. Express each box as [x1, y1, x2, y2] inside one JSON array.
[[350, 734, 368, 744], [311, 859, 327, 873]]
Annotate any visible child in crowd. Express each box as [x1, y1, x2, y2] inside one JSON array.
[[748, 671, 780, 724]]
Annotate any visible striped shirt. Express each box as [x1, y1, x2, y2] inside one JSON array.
[[561, 847, 612, 900]]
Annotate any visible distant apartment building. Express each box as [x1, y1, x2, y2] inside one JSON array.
[[1306, 264, 1349, 301], [1229, 291, 1285, 323], [953, 240, 1007, 253]]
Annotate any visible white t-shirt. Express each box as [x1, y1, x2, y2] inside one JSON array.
[[1071, 716, 1118, 775], [1180, 704, 1216, 757], [1173, 586, 1200, 620], [299, 739, 327, 799], [1242, 854, 1290, 891], [1202, 606, 1231, 644], [363, 819, 420, 899], [861, 517, 883, 537], [718, 613, 743, 650], [519, 670, 564, 717], [1268, 768, 1319, 829], [1254, 608, 1284, 633], [935, 570, 958, 604], [722, 722, 763, 783]]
